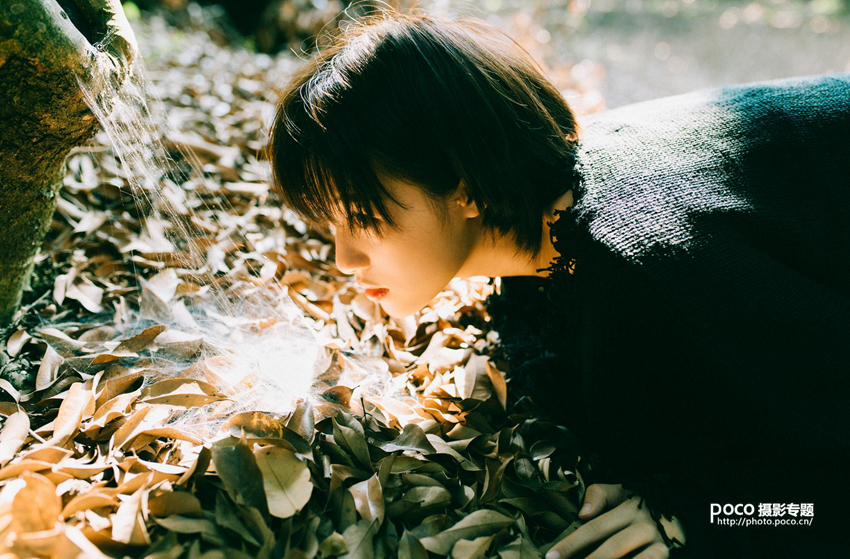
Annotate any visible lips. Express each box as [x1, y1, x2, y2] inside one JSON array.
[[364, 288, 389, 300]]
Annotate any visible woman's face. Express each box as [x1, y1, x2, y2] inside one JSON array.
[[330, 177, 481, 318]]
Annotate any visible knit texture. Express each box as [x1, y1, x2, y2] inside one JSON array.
[[487, 73, 850, 558]]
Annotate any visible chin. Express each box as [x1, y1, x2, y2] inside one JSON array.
[[379, 297, 426, 320]]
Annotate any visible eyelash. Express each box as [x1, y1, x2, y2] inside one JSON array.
[[352, 212, 382, 226]]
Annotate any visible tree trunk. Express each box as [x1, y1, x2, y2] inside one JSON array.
[[0, 0, 137, 325]]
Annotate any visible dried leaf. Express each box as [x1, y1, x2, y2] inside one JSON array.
[[53, 523, 114, 559], [114, 324, 168, 353], [140, 377, 227, 407], [61, 491, 119, 519], [12, 471, 62, 532], [39, 328, 87, 355], [77, 325, 117, 343], [420, 510, 515, 555], [7, 329, 32, 358], [135, 427, 204, 446], [0, 378, 20, 403], [332, 415, 371, 468], [451, 535, 495, 559], [497, 535, 543, 559], [0, 409, 30, 467], [112, 485, 151, 545], [226, 411, 284, 439], [65, 276, 104, 312], [110, 405, 153, 451], [154, 329, 203, 359], [45, 382, 94, 447], [85, 389, 141, 433], [143, 269, 180, 303], [456, 354, 493, 401], [398, 531, 429, 559], [285, 399, 315, 442], [318, 532, 348, 556], [377, 423, 436, 454], [348, 473, 384, 526], [339, 518, 376, 559], [253, 445, 312, 519], [37, 344, 65, 391], [485, 360, 508, 411], [212, 491, 260, 546], [153, 515, 224, 545], [148, 491, 202, 517], [0, 459, 53, 481], [211, 438, 269, 516], [95, 369, 144, 407], [322, 385, 353, 407]]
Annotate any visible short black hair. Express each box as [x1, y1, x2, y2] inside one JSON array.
[[267, 6, 580, 260]]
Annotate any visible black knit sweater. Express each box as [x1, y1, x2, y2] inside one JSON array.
[[486, 73, 850, 558]]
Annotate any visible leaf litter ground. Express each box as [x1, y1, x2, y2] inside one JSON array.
[[0, 8, 604, 559]]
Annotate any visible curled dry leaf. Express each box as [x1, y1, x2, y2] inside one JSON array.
[[111, 485, 151, 546], [419, 510, 515, 555], [140, 377, 227, 407], [84, 388, 141, 435], [44, 382, 95, 448], [284, 399, 315, 443], [65, 275, 105, 313], [210, 438, 269, 516], [485, 360, 508, 411], [399, 531, 430, 559], [6, 329, 32, 358], [348, 473, 384, 526], [0, 410, 29, 467], [61, 490, 120, 519], [378, 423, 437, 454], [147, 489, 203, 518], [225, 411, 284, 439], [95, 370, 144, 407], [36, 345, 65, 391], [114, 324, 168, 353], [450, 534, 495, 559], [153, 329, 204, 360], [152, 514, 225, 545]]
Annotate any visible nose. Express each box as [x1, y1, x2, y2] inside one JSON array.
[[333, 227, 370, 275]]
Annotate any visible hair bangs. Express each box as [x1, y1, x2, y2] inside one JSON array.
[[269, 92, 402, 237], [269, 7, 581, 259]]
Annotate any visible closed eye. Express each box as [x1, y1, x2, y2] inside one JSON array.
[[348, 212, 387, 237], [352, 211, 383, 224]]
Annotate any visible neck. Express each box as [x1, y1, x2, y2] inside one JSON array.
[[457, 189, 575, 279]]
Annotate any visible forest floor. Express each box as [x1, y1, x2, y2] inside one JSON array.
[[0, 6, 598, 559]]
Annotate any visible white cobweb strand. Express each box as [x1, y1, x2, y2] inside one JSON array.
[[74, 40, 330, 438], [165, 291, 328, 439]]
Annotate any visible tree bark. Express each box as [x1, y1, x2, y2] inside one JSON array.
[[0, 0, 137, 325]]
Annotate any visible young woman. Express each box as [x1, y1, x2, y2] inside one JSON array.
[[267, 7, 849, 558]]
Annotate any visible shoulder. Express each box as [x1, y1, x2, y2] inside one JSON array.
[[578, 72, 850, 137], [569, 72, 850, 268]]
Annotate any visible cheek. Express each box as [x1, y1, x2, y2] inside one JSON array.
[[397, 230, 459, 275], [383, 229, 466, 295]]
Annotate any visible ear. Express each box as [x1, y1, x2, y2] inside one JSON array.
[[453, 179, 482, 219]]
